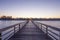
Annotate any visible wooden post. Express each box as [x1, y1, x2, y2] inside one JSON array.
[[59, 31, 60, 40], [14, 26, 16, 38], [0, 33, 2, 40], [14, 26, 15, 34], [19, 24, 20, 31], [46, 26, 48, 38], [41, 24, 42, 30]]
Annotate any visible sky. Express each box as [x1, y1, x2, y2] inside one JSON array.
[[0, 0, 60, 18]]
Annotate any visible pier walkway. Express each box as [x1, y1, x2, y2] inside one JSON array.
[[0, 20, 60, 40], [9, 21, 52, 40]]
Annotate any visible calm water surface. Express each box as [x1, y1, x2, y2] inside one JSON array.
[[35, 21, 60, 28], [0, 20, 60, 29], [0, 20, 26, 29]]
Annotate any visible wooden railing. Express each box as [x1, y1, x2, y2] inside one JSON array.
[[0, 21, 28, 40], [32, 21, 60, 40]]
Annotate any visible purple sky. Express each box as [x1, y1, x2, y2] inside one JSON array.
[[0, 0, 60, 18]]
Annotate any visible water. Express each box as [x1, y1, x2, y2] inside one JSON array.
[[0, 20, 60, 29], [35, 21, 60, 28], [0, 20, 26, 29]]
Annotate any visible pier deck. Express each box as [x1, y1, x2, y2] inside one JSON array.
[[9, 21, 52, 40]]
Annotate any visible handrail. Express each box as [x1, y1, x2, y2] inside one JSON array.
[[0, 22, 28, 32], [0, 20, 28, 40], [37, 22, 60, 31], [0, 23, 21, 32], [32, 21, 60, 40]]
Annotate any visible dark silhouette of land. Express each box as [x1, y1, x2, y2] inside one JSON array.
[[0, 16, 60, 21]]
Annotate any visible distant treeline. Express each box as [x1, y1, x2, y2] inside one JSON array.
[[0, 18, 60, 21], [32, 18, 60, 21], [0, 18, 29, 20], [0, 16, 60, 20], [0, 16, 29, 20], [0, 16, 12, 20]]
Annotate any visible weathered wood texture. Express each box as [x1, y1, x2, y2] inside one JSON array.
[[9, 21, 52, 40]]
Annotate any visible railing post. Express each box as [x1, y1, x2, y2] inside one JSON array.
[[46, 26, 48, 38], [0, 33, 2, 40], [19, 24, 20, 31], [41, 24, 42, 30], [14, 26, 15, 35], [59, 31, 60, 40]]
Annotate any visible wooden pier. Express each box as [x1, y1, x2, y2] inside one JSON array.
[[0, 20, 60, 40]]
